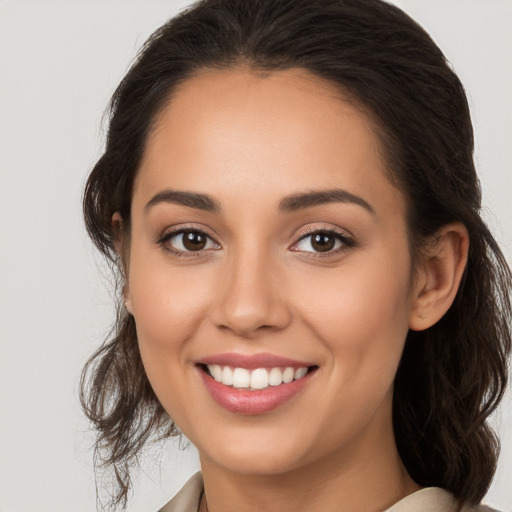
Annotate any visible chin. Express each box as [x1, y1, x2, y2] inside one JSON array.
[[204, 446, 307, 476], [192, 421, 326, 477]]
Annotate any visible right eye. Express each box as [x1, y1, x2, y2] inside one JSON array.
[[159, 228, 220, 256]]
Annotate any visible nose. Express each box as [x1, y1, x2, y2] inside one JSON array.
[[211, 249, 292, 338]]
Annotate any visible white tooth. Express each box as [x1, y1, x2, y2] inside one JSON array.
[[282, 367, 295, 383], [268, 367, 283, 386], [209, 364, 222, 382], [221, 366, 233, 386], [250, 368, 269, 390], [232, 368, 250, 388], [294, 367, 308, 380]]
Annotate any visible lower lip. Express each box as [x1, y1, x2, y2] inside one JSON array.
[[198, 367, 315, 415]]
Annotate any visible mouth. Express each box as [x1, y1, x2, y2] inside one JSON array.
[[198, 363, 317, 391], [195, 354, 318, 414]]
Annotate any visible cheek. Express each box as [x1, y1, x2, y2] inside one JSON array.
[[127, 257, 216, 423], [127, 251, 214, 358], [295, 251, 412, 383]]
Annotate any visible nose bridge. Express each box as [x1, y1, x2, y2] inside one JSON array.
[[212, 239, 290, 337]]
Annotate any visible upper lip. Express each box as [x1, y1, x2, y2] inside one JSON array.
[[197, 352, 315, 370]]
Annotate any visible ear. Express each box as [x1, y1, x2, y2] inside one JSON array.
[[112, 212, 133, 315], [409, 223, 469, 331]]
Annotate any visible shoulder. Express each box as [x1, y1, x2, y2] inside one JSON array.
[[157, 477, 503, 512], [158, 472, 204, 512], [385, 487, 502, 512], [462, 504, 501, 512]]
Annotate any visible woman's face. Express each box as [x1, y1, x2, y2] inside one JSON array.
[[125, 67, 420, 476]]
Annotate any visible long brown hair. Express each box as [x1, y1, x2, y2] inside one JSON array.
[[80, 0, 512, 508]]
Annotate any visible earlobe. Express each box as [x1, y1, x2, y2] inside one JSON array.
[[124, 293, 133, 315], [409, 223, 469, 331]]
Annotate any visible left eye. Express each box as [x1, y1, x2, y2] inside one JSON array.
[[164, 229, 218, 252], [293, 231, 347, 253]]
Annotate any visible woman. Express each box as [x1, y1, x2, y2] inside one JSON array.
[[80, 0, 511, 511]]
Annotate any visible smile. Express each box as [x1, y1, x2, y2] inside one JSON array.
[[196, 353, 318, 414], [205, 365, 309, 390]]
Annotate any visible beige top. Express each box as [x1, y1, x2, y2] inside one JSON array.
[[159, 472, 500, 512]]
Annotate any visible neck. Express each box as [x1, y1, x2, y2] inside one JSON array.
[[199, 404, 420, 512]]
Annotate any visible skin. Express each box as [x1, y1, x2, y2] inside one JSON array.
[[118, 67, 468, 512]]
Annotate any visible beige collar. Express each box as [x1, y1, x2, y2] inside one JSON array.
[[385, 486, 457, 512], [159, 472, 497, 512]]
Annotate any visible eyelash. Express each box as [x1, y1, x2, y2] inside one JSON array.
[[157, 225, 219, 259], [156, 225, 356, 259], [292, 227, 356, 258]]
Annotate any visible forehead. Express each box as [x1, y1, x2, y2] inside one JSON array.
[[134, 67, 403, 217]]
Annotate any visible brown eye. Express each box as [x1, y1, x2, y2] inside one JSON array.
[[182, 230, 208, 251], [311, 233, 336, 252], [161, 228, 219, 254], [292, 229, 353, 255]]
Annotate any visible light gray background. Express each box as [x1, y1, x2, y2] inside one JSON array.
[[0, 1, 510, 511]]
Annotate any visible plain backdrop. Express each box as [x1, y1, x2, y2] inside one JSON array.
[[0, 1, 511, 511]]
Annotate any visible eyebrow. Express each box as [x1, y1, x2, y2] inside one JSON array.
[[145, 187, 375, 215], [145, 189, 221, 213], [278, 188, 375, 214]]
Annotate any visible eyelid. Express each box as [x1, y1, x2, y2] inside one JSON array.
[[157, 224, 221, 258], [157, 223, 218, 242], [289, 226, 356, 256]]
